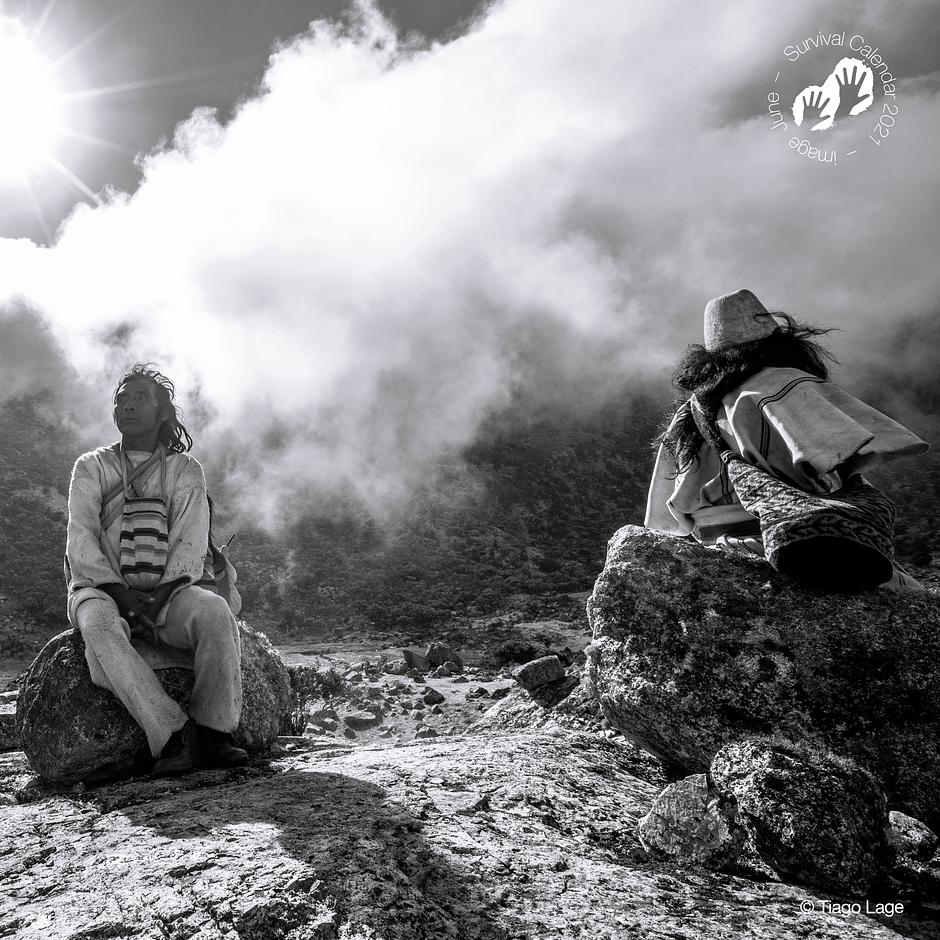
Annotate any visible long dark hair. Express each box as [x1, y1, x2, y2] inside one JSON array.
[[655, 313, 836, 473], [113, 363, 194, 454]]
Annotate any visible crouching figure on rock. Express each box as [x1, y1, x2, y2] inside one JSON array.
[[65, 363, 248, 775], [645, 289, 929, 593]]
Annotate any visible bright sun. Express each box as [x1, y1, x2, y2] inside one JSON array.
[[0, 17, 64, 183]]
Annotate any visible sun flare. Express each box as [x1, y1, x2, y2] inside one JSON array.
[[0, 17, 65, 182]]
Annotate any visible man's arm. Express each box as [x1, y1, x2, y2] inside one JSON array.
[[162, 457, 211, 585], [66, 454, 125, 590]]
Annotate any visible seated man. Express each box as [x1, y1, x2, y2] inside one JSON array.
[[66, 363, 248, 776]]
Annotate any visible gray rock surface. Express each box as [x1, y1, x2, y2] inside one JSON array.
[[889, 811, 939, 862], [513, 654, 565, 690], [425, 642, 463, 669], [886, 811, 940, 902], [637, 773, 745, 869], [402, 648, 430, 672], [15, 623, 291, 784], [0, 704, 16, 753], [586, 525, 940, 827], [710, 739, 892, 896], [4, 730, 937, 940], [343, 709, 382, 730]]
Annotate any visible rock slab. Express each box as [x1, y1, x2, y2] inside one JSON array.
[[15, 622, 291, 783], [4, 731, 940, 940], [586, 525, 940, 827]]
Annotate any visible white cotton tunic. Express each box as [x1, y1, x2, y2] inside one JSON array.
[[645, 367, 929, 543], [66, 443, 211, 636]]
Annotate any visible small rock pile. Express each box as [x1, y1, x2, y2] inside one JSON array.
[[285, 640, 513, 746], [638, 737, 940, 900]]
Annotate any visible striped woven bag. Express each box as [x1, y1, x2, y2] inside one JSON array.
[[118, 446, 169, 590]]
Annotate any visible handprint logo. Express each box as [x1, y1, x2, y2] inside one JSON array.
[[834, 64, 873, 116], [799, 88, 832, 128], [793, 57, 874, 130]]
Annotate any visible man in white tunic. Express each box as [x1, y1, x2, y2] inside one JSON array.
[[66, 364, 247, 776]]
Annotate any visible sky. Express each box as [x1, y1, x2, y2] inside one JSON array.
[[0, 0, 484, 239], [0, 0, 938, 520]]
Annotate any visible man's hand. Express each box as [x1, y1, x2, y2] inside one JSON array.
[[99, 578, 189, 640], [99, 583, 151, 621], [141, 578, 188, 626]]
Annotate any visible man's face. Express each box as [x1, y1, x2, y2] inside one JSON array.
[[113, 378, 164, 437]]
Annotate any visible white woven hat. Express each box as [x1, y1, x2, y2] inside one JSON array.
[[703, 288, 778, 350]]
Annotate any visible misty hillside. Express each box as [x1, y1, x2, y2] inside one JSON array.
[[1, 381, 938, 661], [0, 391, 659, 658]]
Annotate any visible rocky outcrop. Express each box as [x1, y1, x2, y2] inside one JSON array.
[[586, 526, 940, 826], [6, 730, 939, 940], [637, 738, 940, 898], [15, 622, 291, 784], [710, 738, 892, 896]]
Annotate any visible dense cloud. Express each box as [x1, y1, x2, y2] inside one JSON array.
[[0, 0, 937, 519]]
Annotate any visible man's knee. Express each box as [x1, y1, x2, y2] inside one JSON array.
[[175, 588, 238, 643], [75, 598, 131, 644]]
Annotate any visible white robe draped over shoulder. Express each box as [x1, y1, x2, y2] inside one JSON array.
[[644, 367, 929, 543]]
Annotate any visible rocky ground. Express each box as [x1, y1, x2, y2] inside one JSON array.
[[6, 726, 940, 940], [2, 616, 940, 939]]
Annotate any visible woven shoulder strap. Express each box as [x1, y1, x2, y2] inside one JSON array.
[[100, 444, 165, 530]]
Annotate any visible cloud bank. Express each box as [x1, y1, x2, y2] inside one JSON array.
[[1, 0, 938, 519]]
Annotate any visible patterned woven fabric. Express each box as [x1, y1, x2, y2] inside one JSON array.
[[723, 453, 896, 590], [689, 393, 897, 591], [119, 495, 169, 589]]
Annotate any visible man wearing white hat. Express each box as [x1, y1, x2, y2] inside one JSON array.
[[645, 289, 928, 590]]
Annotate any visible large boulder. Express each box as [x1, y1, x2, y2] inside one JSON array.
[[586, 525, 940, 827], [710, 739, 892, 896], [16, 622, 291, 784]]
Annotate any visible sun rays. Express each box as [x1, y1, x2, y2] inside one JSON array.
[[0, 17, 64, 183], [0, 1, 216, 241]]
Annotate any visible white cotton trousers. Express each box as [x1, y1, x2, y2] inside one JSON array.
[[74, 585, 243, 757]]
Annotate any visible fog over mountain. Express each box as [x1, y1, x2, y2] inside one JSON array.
[[1, 0, 938, 522]]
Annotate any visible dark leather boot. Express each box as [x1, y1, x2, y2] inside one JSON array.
[[196, 724, 249, 768], [151, 720, 198, 777]]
